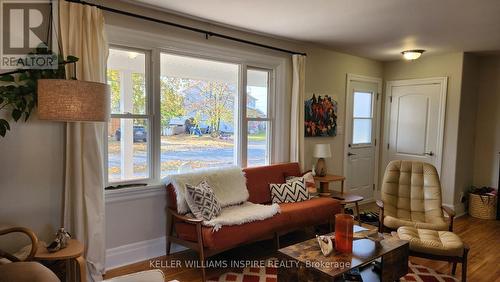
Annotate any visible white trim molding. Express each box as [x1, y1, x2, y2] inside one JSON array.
[[105, 184, 165, 203], [105, 236, 186, 271]]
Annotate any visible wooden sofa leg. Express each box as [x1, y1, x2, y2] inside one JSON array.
[[166, 212, 174, 256], [275, 233, 280, 249], [196, 223, 206, 282]]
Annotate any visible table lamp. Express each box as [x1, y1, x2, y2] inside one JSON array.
[[313, 143, 331, 176]]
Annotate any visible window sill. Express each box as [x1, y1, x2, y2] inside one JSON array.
[[105, 183, 165, 203]]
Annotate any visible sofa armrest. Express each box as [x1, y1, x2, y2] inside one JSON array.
[[0, 227, 38, 261], [167, 208, 203, 224], [442, 205, 456, 231]]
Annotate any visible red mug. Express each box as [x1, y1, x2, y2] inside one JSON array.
[[335, 214, 354, 253]]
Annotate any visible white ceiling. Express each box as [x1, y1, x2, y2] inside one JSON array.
[[132, 0, 500, 61]]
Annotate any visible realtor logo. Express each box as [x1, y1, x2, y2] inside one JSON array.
[[0, 0, 58, 70]]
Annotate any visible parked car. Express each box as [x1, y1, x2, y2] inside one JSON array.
[[115, 126, 147, 142]]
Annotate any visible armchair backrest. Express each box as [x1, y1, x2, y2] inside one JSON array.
[[381, 160, 444, 222]]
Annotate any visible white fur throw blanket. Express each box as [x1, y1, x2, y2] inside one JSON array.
[[204, 202, 280, 231], [162, 167, 249, 214]]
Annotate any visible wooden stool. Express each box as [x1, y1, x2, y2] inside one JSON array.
[[34, 239, 86, 282]]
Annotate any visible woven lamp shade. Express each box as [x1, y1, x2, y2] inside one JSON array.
[[37, 79, 110, 122]]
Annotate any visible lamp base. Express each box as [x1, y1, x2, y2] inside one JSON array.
[[315, 158, 327, 177]]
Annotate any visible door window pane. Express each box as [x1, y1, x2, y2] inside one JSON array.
[[353, 119, 372, 144], [246, 70, 268, 118], [107, 49, 147, 115], [160, 53, 239, 177], [108, 118, 149, 182], [353, 92, 372, 118], [247, 121, 269, 167]]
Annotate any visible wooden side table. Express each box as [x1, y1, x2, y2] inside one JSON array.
[[313, 174, 346, 196], [34, 239, 86, 282], [331, 190, 364, 224]]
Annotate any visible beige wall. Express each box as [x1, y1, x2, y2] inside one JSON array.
[[473, 56, 500, 188], [0, 113, 64, 243], [454, 54, 479, 211], [303, 47, 383, 188], [383, 53, 465, 206]]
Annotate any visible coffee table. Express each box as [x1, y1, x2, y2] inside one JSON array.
[[277, 226, 409, 281]]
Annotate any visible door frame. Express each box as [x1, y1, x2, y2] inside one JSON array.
[[344, 74, 383, 199], [382, 77, 448, 175]]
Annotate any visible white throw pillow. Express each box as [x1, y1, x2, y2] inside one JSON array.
[[185, 179, 221, 221], [270, 178, 310, 204]]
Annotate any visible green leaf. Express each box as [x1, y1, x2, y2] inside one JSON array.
[[12, 109, 22, 121], [0, 97, 3, 104], [0, 124, 6, 137], [0, 75, 15, 82], [66, 55, 79, 63], [0, 119, 10, 131], [19, 72, 29, 81]]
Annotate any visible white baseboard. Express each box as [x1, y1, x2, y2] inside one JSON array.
[[105, 236, 186, 271]]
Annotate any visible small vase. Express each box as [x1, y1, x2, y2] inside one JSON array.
[[335, 214, 354, 253]]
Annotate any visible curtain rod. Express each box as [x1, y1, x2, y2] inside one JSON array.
[[65, 0, 307, 56]]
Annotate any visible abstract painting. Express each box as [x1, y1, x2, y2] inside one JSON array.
[[304, 94, 337, 137]]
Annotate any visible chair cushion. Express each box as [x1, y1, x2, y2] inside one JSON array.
[[397, 226, 464, 257], [0, 262, 60, 282], [384, 215, 449, 231], [381, 160, 448, 231]]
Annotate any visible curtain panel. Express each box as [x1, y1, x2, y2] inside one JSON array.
[[59, 1, 108, 280], [290, 55, 306, 170]]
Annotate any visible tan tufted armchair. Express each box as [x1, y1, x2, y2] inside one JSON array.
[[377, 160, 455, 232]]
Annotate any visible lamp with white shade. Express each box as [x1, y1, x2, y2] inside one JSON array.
[[313, 143, 332, 177]]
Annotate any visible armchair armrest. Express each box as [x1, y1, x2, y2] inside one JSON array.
[[0, 226, 38, 261], [376, 200, 384, 232], [376, 200, 384, 210], [442, 205, 456, 231], [167, 208, 203, 224]]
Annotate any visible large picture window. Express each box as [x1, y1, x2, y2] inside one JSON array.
[[106, 47, 274, 185]]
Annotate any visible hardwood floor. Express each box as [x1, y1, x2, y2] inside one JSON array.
[[104, 204, 500, 282]]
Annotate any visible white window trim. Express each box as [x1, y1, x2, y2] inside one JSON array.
[[104, 25, 289, 193]]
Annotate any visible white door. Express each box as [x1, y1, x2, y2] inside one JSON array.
[[345, 76, 382, 200], [384, 78, 447, 173]]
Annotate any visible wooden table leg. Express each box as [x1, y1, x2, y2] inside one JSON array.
[[75, 256, 86, 282], [355, 202, 361, 225], [341, 179, 344, 194]]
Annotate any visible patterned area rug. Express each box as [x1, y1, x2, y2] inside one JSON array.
[[207, 260, 458, 282]]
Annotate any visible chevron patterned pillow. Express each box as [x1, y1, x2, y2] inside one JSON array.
[[270, 178, 310, 204], [185, 179, 222, 221]]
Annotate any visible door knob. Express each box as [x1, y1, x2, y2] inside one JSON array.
[[347, 152, 356, 156], [424, 151, 434, 156]]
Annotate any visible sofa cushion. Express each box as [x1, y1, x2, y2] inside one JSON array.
[[243, 163, 301, 204], [175, 214, 285, 250], [278, 197, 341, 231], [175, 198, 341, 250], [270, 178, 309, 203]]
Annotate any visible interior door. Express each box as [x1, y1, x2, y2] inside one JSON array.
[[345, 80, 380, 200], [385, 79, 446, 173]]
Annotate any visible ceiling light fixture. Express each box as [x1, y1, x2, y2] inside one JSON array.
[[402, 49, 425, 60]]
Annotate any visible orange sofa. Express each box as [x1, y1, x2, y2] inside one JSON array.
[[165, 162, 341, 279]]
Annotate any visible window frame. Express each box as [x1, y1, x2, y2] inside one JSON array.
[[104, 37, 281, 188], [243, 66, 274, 167], [351, 90, 375, 148], [105, 45, 155, 186]]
